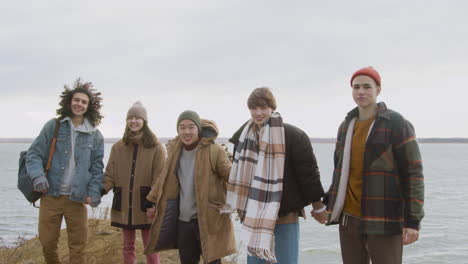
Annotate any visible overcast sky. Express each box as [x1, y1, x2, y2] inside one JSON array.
[[1, 0, 467, 138]]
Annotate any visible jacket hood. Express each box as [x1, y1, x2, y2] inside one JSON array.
[[199, 119, 219, 142], [167, 119, 219, 150]]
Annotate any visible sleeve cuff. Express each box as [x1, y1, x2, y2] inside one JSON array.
[[404, 219, 421, 230]]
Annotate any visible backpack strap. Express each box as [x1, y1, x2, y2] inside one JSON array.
[[209, 143, 219, 173], [44, 119, 60, 175]]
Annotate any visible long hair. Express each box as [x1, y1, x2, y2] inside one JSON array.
[[123, 121, 158, 148], [56, 78, 103, 127]]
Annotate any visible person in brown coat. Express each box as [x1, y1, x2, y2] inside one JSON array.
[[102, 101, 166, 264], [144, 110, 236, 264]]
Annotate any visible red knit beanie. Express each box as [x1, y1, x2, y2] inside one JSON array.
[[350, 66, 381, 87]]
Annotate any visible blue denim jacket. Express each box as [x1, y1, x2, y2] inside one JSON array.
[[26, 118, 104, 202]]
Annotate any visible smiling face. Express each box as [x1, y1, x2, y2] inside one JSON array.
[[249, 106, 273, 128], [178, 119, 200, 146], [352, 75, 381, 110], [127, 116, 144, 132], [70, 92, 90, 118]]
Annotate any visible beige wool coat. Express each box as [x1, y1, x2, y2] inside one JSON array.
[[103, 138, 166, 229], [144, 120, 237, 263]]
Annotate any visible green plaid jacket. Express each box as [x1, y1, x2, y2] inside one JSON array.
[[326, 102, 424, 235]]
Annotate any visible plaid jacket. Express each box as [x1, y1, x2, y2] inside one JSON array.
[[326, 102, 424, 235]]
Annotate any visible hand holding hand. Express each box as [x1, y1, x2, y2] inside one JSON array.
[[311, 201, 328, 224], [311, 209, 329, 224], [147, 207, 156, 218], [86, 196, 101, 207], [402, 228, 419, 245]]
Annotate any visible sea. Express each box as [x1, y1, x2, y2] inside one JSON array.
[[1, 142, 467, 263]]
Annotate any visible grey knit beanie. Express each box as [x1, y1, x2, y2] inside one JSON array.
[[127, 101, 148, 122], [177, 110, 201, 132]]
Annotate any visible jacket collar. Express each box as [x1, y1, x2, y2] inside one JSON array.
[[61, 117, 97, 134], [346, 102, 391, 121]]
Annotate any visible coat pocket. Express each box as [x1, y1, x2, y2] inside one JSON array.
[[112, 187, 122, 211], [140, 186, 151, 212]]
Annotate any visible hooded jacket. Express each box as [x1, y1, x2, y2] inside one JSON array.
[[144, 120, 236, 263]]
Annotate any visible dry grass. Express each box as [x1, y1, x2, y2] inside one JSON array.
[[0, 216, 237, 264]]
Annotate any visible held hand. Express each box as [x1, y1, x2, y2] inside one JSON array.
[[147, 207, 156, 218], [311, 201, 328, 224], [402, 228, 419, 245], [311, 209, 329, 224], [85, 196, 101, 207]]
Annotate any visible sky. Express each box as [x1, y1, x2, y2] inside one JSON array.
[[1, 0, 467, 138]]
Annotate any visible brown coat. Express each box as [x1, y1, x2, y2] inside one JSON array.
[[144, 120, 237, 263], [103, 138, 166, 229]]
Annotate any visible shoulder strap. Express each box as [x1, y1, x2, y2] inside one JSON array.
[[209, 143, 219, 173], [44, 119, 60, 175]]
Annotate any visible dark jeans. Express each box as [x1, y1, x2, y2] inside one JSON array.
[[177, 219, 221, 264], [339, 213, 403, 264]]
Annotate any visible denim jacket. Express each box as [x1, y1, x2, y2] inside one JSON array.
[[26, 118, 104, 202]]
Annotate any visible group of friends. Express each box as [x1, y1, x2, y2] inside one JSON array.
[[25, 66, 425, 264]]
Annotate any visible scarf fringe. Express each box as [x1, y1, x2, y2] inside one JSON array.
[[247, 247, 277, 263]]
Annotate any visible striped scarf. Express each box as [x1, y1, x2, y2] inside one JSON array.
[[221, 112, 285, 263]]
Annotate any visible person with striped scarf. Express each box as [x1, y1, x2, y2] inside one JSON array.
[[325, 66, 425, 264], [221, 87, 327, 263]]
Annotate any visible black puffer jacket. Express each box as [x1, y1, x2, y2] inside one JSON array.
[[229, 122, 325, 217]]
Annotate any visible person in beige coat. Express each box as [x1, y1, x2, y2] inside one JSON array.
[[144, 110, 236, 264], [102, 101, 166, 264]]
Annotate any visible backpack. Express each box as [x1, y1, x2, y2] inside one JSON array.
[[18, 119, 60, 207]]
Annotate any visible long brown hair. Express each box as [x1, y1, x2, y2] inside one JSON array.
[[56, 78, 103, 127], [123, 121, 158, 148]]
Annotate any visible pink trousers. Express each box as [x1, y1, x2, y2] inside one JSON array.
[[123, 228, 160, 264]]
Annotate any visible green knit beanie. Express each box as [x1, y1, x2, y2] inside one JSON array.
[[177, 110, 201, 133]]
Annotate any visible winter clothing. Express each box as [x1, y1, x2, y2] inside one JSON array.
[[127, 101, 148, 122], [222, 112, 286, 262], [326, 102, 425, 234], [26, 118, 104, 203], [144, 119, 236, 264], [103, 136, 166, 229], [177, 110, 201, 132], [350, 66, 382, 86], [229, 122, 325, 217]]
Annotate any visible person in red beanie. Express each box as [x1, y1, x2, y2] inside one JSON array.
[[323, 66, 425, 264]]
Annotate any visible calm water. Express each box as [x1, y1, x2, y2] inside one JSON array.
[[1, 143, 467, 263]]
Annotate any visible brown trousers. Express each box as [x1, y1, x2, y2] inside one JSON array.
[[38, 195, 88, 264], [339, 214, 403, 264]]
